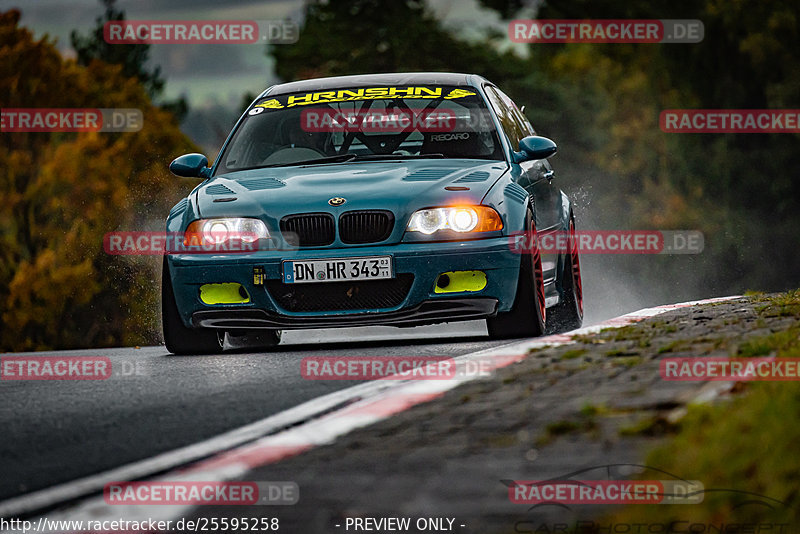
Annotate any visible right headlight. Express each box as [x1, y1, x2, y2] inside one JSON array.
[[406, 206, 503, 235]]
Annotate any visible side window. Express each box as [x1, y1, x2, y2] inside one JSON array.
[[484, 86, 525, 149], [496, 88, 535, 136]]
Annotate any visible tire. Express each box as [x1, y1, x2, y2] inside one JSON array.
[[161, 258, 224, 355], [487, 205, 546, 339], [546, 215, 584, 334], [225, 329, 282, 351]]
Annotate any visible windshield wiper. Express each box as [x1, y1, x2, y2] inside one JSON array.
[[351, 153, 445, 160], [230, 152, 445, 173], [265, 153, 359, 167], [267, 153, 446, 166]]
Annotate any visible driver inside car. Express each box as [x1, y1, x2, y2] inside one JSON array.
[[262, 112, 335, 165]]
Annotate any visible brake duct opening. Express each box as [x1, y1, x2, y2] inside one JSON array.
[[199, 283, 250, 305], [434, 271, 487, 293]]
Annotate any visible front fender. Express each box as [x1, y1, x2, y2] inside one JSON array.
[[481, 173, 530, 235]]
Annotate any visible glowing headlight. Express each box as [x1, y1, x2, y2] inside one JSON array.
[[185, 218, 269, 245], [449, 208, 478, 232], [406, 206, 502, 235]]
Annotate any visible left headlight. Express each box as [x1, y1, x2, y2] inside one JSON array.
[[406, 206, 503, 235], [184, 218, 269, 245]]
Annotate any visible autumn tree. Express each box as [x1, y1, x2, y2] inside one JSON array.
[[0, 9, 197, 350]]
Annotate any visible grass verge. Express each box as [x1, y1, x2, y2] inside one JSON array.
[[601, 289, 800, 529]]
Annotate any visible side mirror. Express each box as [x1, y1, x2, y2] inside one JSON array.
[[512, 136, 557, 163], [169, 153, 211, 178]]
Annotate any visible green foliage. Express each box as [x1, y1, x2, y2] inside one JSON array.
[[270, 0, 529, 82], [70, 0, 188, 120], [70, 0, 163, 97], [609, 382, 800, 526], [476, 0, 526, 20]]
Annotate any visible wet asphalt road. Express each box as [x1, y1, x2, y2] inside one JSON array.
[[0, 323, 516, 502]]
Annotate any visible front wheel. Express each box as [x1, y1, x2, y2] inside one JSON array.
[[162, 258, 224, 355], [487, 206, 546, 339]]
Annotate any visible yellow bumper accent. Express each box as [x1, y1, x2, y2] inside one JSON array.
[[199, 283, 250, 305], [434, 271, 487, 293]]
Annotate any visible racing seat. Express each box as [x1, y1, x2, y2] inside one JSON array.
[[419, 131, 494, 158]]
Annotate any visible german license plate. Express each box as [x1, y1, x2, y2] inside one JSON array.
[[282, 256, 393, 284]]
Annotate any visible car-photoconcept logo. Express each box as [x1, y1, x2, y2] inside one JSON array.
[[502, 463, 793, 533], [328, 197, 346, 206]]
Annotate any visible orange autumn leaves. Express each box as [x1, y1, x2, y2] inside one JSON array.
[[1, 10, 196, 350]]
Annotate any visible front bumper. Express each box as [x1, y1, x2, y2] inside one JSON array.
[[167, 237, 520, 330]]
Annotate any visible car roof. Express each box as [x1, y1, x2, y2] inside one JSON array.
[[259, 72, 486, 98]]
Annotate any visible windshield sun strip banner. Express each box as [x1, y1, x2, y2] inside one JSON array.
[[253, 87, 477, 110]]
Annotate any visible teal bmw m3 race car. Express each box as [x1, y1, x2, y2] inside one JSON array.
[[162, 72, 583, 354]]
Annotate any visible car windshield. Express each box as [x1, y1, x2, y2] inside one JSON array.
[[215, 85, 504, 174]]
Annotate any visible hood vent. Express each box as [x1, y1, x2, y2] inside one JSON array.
[[240, 177, 286, 190], [403, 168, 458, 181], [205, 184, 235, 195], [454, 171, 490, 183]]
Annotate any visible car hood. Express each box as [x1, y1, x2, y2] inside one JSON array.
[[196, 159, 508, 221]]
